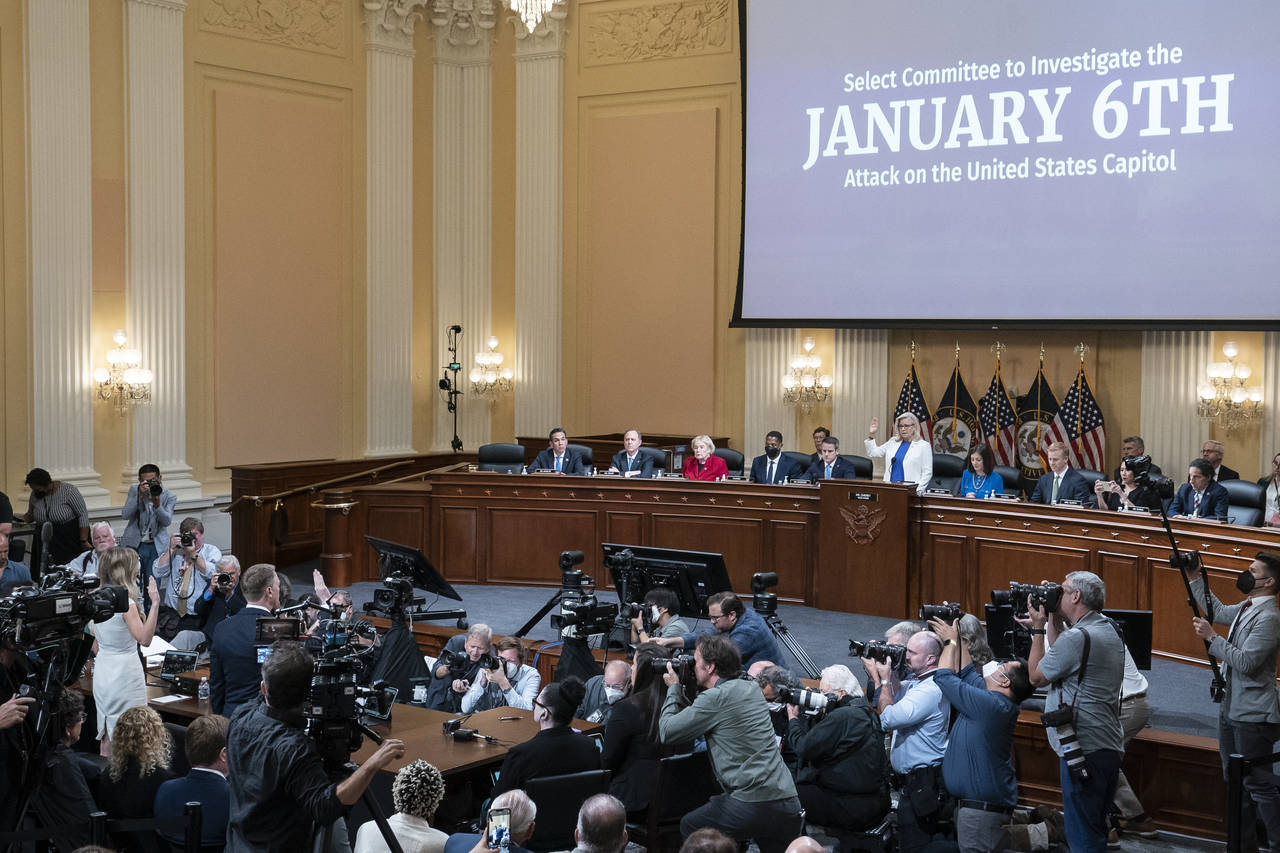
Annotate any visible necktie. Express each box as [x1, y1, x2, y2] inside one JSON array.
[[1051, 475, 1061, 503], [825, 464, 832, 479], [628, 456, 634, 471], [177, 556, 193, 616], [1228, 598, 1253, 645], [767, 460, 776, 483], [555, 455, 562, 473], [1193, 491, 1202, 514]]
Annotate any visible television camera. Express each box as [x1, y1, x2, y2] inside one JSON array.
[[549, 551, 619, 640], [751, 572, 820, 679]]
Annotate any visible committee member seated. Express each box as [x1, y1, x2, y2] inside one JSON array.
[[461, 636, 541, 713], [1094, 456, 1161, 513], [1029, 442, 1097, 508], [750, 431, 805, 485], [658, 633, 802, 853], [1111, 436, 1162, 482], [210, 562, 280, 717], [576, 660, 631, 724], [426, 623, 494, 712], [630, 586, 690, 645], [958, 444, 1004, 499], [784, 664, 889, 833], [683, 435, 729, 481], [657, 591, 784, 670], [804, 436, 857, 482], [1170, 458, 1230, 520], [1201, 439, 1239, 482], [491, 677, 601, 797], [607, 429, 655, 478], [529, 427, 590, 475], [354, 760, 449, 853], [864, 413, 933, 494], [155, 713, 232, 850], [808, 427, 830, 466]]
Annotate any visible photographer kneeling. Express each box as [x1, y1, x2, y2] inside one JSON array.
[[927, 615, 1034, 852], [227, 640, 406, 851], [783, 664, 889, 834]]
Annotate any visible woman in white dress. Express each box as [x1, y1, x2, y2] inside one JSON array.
[[91, 546, 159, 752]]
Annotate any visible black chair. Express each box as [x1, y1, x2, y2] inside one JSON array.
[[628, 751, 722, 853], [523, 768, 612, 852], [567, 443, 594, 469], [165, 722, 190, 778], [842, 454, 873, 479], [713, 447, 745, 477], [1076, 468, 1107, 498], [1222, 479, 1267, 526], [994, 465, 1024, 497], [782, 451, 813, 476], [929, 453, 965, 493], [639, 446, 668, 474], [477, 442, 527, 473]]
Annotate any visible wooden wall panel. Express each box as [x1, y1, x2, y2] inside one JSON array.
[[487, 508, 598, 585], [925, 533, 969, 612], [368, 506, 428, 556], [605, 512, 643, 546], [439, 507, 480, 584], [769, 520, 812, 601], [1097, 550, 1142, 609], [975, 539, 1090, 601], [651, 514, 777, 596]]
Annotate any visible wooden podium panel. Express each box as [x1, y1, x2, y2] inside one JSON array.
[[815, 481, 915, 617]]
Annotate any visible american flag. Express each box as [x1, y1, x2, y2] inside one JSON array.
[[1058, 366, 1106, 471], [979, 366, 1018, 467], [895, 362, 933, 444]]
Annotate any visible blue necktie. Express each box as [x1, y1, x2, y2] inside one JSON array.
[[555, 456, 562, 473], [825, 464, 832, 479]]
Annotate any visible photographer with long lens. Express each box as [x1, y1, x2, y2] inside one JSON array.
[[629, 586, 689, 645], [227, 640, 406, 852], [1186, 551, 1280, 853], [927, 614, 1034, 852], [1020, 571, 1124, 853], [195, 555, 245, 644], [461, 637, 540, 713], [868, 630, 950, 853], [783, 664, 890, 834], [658, 633, 801, 853], [425, 624, 494, 712], [121, 463, 176, 605]]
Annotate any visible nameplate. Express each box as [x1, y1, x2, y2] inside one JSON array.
[[662, 472, 685, 479], [726, 474, 747, 481], [1121, 504, 1153, 514], [1057, 499, 1084, 507], [532, 469, 557, 474], [925, 488, 953, 496], [789, 477, 812, 485], [848, 492, 879, 502], [990, 492, 1019, 501]]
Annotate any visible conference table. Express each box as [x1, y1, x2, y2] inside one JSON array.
[[314, 468, 1280, 840]]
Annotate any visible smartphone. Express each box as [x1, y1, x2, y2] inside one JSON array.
[[487, 807, 511, 849]]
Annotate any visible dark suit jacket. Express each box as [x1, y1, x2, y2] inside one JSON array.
[[1217, 465, 1240, 482], [196, 585, 246, 643], [1029, 468, 1098, 508], [804, 456, 857, 482], [528, 448, 590, 475], [750, 453, 805, 484], [210, 605, 271, 717], [610, 451, 655, 478], [1169, 481, 1230, 520], [155, 769, 230, 848]]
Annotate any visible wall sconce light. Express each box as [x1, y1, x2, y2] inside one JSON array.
[[93, 329, 152, 414], [781, 336, 832, 413], [470, 335, 514, 401], [1197, 340, 1262, 433]]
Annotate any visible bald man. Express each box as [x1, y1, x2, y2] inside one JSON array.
[[576, 660, 632, 724]]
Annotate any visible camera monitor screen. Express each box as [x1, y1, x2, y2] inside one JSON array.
[[254, 616, 301, 646], [984, 604, 1152, 670], [160, 650, 198, 681], [365, 535, 462, 601], [1103, 609, 1153, 671], [601, 543, 733, 620]]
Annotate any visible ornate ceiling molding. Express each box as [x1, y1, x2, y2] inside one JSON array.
[[429, 0, 499, 58]]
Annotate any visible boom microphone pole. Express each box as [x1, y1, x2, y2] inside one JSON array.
[[439, 325, 464, 452]]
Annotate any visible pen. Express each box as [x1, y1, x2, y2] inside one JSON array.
[[498, 715, 522, 721]]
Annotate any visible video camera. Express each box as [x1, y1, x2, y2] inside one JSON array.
[[919, 602, 963, 622], [991, 581, 1064, 616], [305, 647, 396, 769], [848, 639, 906, 668], [549, 551, 619, 640], [364, 573, 421, 618], [0, 572, 128, 651], [751, 572, 779, 617], [776, 685, 831, 714], [1124, 454, 1175, 496]]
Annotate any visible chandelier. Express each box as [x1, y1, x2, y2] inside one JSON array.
[[781, 336, 833, 413], [470, 335, 514, 401], [93, 330, 153, 414], [1197, 340, 1262, 433], [509, 0, 553, 32]]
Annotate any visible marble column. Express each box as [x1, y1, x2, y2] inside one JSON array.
[[364, 0, 420, 457], [124, 0, 201, 500], [430, 0, 498, 450], [27, 0, 108, 506], [1140, 330, 1210, 469], [512, 1, 568, 437], [743, 329, 797, 450], [834, 329, 890, 469]]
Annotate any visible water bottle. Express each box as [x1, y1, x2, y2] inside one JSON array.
[[197, 676, 211, 711]]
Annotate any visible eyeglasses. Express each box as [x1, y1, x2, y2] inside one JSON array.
[[708, 613, 727, 623]]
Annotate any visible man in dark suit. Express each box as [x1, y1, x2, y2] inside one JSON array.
[[1170, 458, 1231, 520], [808, 426, 830, 467], [1111, 435, 1162, 482], [155, 713, 231, 849], [196, 554, 246, 644], [210, 562, 280, 717], [1029, 442, 1097, 508], [528, 427, 590, 475], [1188, 551, 1280, 853], [607, 429, 655, 478], [750, 431, 805, 485], [1201, 439, 1240, 482], [804, 436, 857, 481]]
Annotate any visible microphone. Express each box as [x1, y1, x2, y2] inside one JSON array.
[[449, 325, 462, 333]]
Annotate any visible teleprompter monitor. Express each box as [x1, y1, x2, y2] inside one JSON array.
[[601, 543, 733, 620]]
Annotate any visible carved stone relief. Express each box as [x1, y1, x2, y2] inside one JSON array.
[[201, 0, 348, 55], [583, 0, 730, 66]]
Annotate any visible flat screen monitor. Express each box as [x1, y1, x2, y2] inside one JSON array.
[[601, 543, 733, 619]]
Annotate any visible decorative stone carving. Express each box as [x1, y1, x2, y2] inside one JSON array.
[[511, 0, 568, 53], [364, 0, 429, 53], [840, 503, 886, 545], [429, 0, 498, 49], [201, 0, 347, 54], [583, 0, 730, 66]]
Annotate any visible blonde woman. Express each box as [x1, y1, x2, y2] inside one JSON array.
[[92, 546, 159, 751], [865, 412, 933, 495], [682, 435, 728, 481], [98, 706, 175, 839]]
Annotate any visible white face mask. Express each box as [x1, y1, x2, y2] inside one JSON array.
[[765, 701, 783, 713], [604, 686, 624, 704], [649, 606, 662, 623], [504, 660, 520, 680]]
